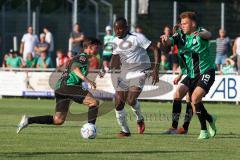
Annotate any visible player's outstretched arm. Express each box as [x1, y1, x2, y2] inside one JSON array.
[[72, 66, 96, 89], [109, 54, 121, 70], [99, 54, 121, 78], [194, 29, 212, 40], [148, 43, 160, 85]]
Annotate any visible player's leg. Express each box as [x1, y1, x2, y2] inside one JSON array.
[[178, 92, 193, 134], [127, 86, 145, 134], [82, 92, 99, 125], [193, 69, 216, 139], [17, 94, 71, 133], [163, 82, 189, 134], [191, 87, 212, 139], [115, 91, 130, 137]]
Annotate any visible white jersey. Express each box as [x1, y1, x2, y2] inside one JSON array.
[[45, 32, 54, 52], [112, 32, 151, 71], [235, 37, 240, 55], [21, 33, 39, 60]]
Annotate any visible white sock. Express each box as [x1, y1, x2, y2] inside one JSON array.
[[115, 109, 130, 133], [131, 100, 144, 122]]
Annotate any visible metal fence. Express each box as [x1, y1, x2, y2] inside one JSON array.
[[0, 0, 239, 63]]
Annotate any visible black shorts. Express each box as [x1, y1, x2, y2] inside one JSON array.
[[181, 69, 215, 96], [102, 55, 112, 62], [54, 85, 89, 112], [171, 54, 179, 64]]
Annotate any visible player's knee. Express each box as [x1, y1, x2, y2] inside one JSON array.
[[127, 98, 136, 107], [53, 116, 65, 125], [91, 99, 99, 106], [86, 98, 99, 107], [191, 95, 200, 104], [173, 91, 182, 100], [115, 101, 125, 111]]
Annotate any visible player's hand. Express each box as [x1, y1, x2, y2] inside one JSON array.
[[87, 80, 96, 89], [98, 68, 106, 78], [173, 75, 182, 85], [193, 31, 200, 36], [151, 67, 159, 85]]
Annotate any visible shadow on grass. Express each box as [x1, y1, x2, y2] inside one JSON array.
[[0, 150, 206, 158]]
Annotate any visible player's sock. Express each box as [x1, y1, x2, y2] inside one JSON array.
[[195, 102, 207, 130], [88, 106, 98, 124], [172, 100, 182, 129], [183, 102, 193, 131], [200, 103, 213, 123], [131, 100, 144, 122], [28, 115, 53, 124], [115, 109, 130, 133]]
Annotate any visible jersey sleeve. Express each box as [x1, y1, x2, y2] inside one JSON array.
[[169, 37, 175, 46], [136, 33, 151, 50], [169, 32, 181, 46], [21, 35, 26, 42]]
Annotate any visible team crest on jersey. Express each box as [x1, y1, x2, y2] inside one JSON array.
[[79, 55, 87, 63], [192, 38, 197, 45]]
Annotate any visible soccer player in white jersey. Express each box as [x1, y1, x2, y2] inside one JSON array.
[[101, 17, 159, 137]]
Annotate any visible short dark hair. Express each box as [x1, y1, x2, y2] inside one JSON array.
[[180, 11, 197, 22], [83, 37, 101, 49], [115, 17, 128, 26]]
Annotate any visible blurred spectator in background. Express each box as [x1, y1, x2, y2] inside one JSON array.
[[6, 50, 23, 68], [25, 53, 38, 68], [158, 26, 172, 70], [36, 51, 53, 68], [2, 54, 8, 68], [215, 28, 231, 71], [135, 24, 143, 33], [43, 26, 55, 67], [102, 25, 114, 71], [56, 50, 69, 71], [2, 50, 12, 68], [43, 26, 54, 56], [34, 33, 49, 57], [232, 33, 240, 73], [20, 26, 39, 61], [220, 58, 236, 75], [69, 23, 85, 56]]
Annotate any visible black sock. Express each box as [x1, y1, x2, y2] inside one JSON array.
[[88, 106, 98, 124], [201, 104, 213, 123], [172, 100, 182, 129], [183, 102, 193, 131], [28, 115, 53, 124], [195, 102, 207, 130]]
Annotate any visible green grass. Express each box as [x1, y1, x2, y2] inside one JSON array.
[[0, 98, 240, 160]]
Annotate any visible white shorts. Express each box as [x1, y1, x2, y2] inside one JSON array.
[[116, 70, 150, 91]]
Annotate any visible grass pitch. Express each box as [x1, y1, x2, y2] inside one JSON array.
[[0, 98, 240, 160]]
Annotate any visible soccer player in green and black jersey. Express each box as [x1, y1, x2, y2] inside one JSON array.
[[162, 24, 212, 135], [162, 12, 217, 139], [17, 38, 100, 134]]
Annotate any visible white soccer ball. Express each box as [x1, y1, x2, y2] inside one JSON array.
[[80, 123, 97, 139]]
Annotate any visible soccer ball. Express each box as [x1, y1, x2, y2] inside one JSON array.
[[80, 123, 97, 139]]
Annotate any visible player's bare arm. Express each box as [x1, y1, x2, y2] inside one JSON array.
[[72, 66, 96, 89], [147, 43, 160, 85], [194, 29, 212, 40]]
